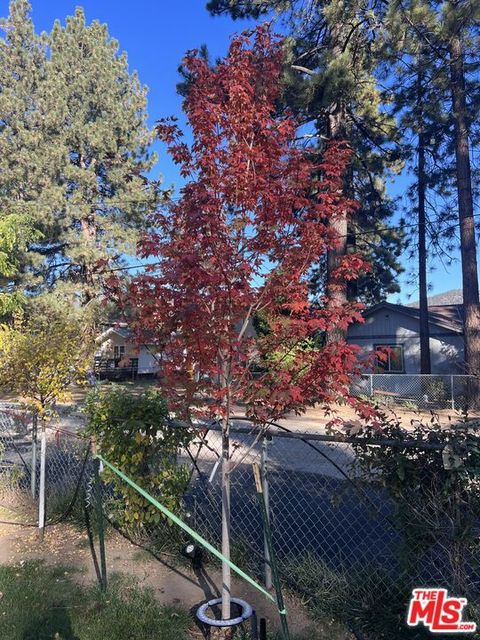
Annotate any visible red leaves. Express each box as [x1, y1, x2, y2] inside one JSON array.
[[124, 26, 372, 426], [331, 253, 372, 282]]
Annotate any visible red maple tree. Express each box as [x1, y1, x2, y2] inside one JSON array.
[[122, 26, 372, 618]]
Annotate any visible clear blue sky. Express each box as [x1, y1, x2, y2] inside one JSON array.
[[1, 0, 467, 303]]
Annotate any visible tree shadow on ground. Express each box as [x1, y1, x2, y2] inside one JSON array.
[[21, 606, 79, 640]]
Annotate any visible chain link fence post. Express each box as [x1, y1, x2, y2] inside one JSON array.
[[261, 433, 272, 590], [31, 412, 38, 499], [38, 420, 47, 539]]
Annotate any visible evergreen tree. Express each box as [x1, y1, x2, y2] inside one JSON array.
[[0, 2, 161, 305], [390, 0, 480, 376], [0, 0, 60, 307], [44, 8, 160, 303], [386, 0, 451, 373], [0, 214, 38, 315], [445, 0, 480, 376], [208, 0, 405, 311]]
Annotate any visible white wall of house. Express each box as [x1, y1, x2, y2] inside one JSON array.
[[347, 308, 464, 374], [137, 347, 159, 374], [96, 330, 160, 375]]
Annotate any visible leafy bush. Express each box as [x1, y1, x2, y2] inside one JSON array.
[[353, 419, 480, 590], [423, 377, 449, 403], [84, 386, 192, 531], [0, 297, 94, 415]]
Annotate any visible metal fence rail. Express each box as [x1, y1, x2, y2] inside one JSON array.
[[351, 373, 477, 411]]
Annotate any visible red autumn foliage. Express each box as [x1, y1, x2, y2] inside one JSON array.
[[124, 26, 372, 425]]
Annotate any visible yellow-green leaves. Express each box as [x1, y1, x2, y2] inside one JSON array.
[[84, 386, 192, 529], [0, 297, 94, 414]]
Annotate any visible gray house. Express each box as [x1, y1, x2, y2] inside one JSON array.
[[347, 303, 464, 374]]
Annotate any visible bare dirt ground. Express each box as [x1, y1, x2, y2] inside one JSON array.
[[0, 519, 351, 639]]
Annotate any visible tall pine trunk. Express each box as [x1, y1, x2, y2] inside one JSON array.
[[79, 153, 97, 304], [417, 65, 431, 374], [448, 20, 480, 378], [326, 104, 348, 343]]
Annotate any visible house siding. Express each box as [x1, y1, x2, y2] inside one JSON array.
[[347, 308, 464, 374], [138, 346, 159, 374]]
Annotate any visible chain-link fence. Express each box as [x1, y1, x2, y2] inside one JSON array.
[[0, 404, 35, 524], [351, 373, 477, 412], [96, 419, 480, 639], [0, 404, 90, 529], [2, 402, 479, 639]]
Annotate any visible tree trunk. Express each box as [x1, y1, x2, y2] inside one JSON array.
[[449, 23, 480, 377], [79, 154, 97, 304], [326, 103, 348, 344], [417, 66, 431, 374], [221, 422, 231, 620], [219, 355, 231, 623]]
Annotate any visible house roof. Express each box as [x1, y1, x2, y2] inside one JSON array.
[[96, 325, 134, 343], [362, 302, 464, 335], [96, 324, 162, 347]]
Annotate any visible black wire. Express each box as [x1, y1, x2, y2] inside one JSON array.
[[36, 208, 480, 279], [0, 518, 37, 527], [227, 416, 397, 524], [84, 501, 102, 587], [2, 196, 479, 252], [1, 427, 31, 475], [45, 442, 91, 526]]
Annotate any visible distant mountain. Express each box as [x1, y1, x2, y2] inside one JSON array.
[[408, 289, 463, 307]]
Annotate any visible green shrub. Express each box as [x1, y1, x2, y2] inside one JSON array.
[[84, 386, 192, 532], [352, 419, 480, 594], [422, 377, 449, 403], [283, 418, 480, 639], [284, 555, 433, 639]]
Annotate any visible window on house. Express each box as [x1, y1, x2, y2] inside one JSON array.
[[374, 344, 405, 373], [130, 358, 139, 371], [114, 345, 126, 360]]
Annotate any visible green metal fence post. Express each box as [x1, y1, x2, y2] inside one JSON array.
[[93, 446, 107, 592], [261, 435, 272, 590], [252, 463, 290, 640]]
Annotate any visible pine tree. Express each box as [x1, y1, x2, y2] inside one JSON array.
[[390, 0, 480, 376], [385, 0, 451, 373], [0, 0, 59, 307], [0, 3, 161, 305], [445, 0, 480, 376], [44, 8, 160, 302], [208, 0, 405, 313]]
